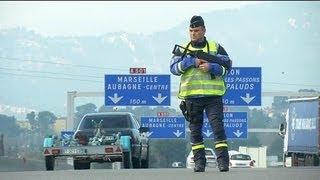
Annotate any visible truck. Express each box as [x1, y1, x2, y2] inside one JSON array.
[[43, 112, 150, 170], [279, 96, 320, 167]]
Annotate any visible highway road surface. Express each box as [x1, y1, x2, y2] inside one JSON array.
[[1, 167, 319, 180]]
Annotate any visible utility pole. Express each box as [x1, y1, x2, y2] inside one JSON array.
[[67, 91, 76, 130], [66, 91, 104, 130]]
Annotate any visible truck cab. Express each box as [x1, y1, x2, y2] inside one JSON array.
[[279, 96, 320, 167]]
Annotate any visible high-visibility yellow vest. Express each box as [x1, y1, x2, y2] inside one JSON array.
[[178, 41, 226, 99]]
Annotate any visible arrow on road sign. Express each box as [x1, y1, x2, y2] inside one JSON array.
[[173, 130, 183, 137], [146, 131, 153, 137], [233, 130, 243, 137], [152, 93, 167, 104], [203, 130, 213, 137], [108, 93, 123, 104], [240, 93, 256, 104], [63, 134, 72, 139]]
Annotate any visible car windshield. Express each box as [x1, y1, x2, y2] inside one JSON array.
[[231, 154, 251, 160], [205, 150, 214, 156], [80, 115, 131, 129]]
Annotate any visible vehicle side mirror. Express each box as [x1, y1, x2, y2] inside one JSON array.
[[139, 127, 149, 133], [279, 123, 284, 132], [278, 123, 286, 138]]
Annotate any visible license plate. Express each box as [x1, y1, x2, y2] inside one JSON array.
[[63, 148, 86, 155], [236, 163, 246, 166], [105, 136, 115, 141]]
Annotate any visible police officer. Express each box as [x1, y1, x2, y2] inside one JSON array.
[[170, 15, 232, 172]]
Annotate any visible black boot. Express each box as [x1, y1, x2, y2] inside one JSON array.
[[193, 149, 206, 172], [194, 158, 206, 172], [216, 148, 229, 172], [217, 160, 229, 172]]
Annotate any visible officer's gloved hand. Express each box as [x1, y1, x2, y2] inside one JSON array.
[[216, 54, 229, 61], [208, 63, 224, 76], [216, 54, 232, 71], [179, 101, 190, 122], [181, 55, 197, 69]]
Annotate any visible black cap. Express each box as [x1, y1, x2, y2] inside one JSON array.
[[190, 15, 205, 28]]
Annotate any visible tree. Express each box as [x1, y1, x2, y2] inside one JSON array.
[[298, 89, 317, 93], [37, 111, 57, 137], [74, 103, 97, 129], [249, 108, 271, 128], [0, 114, 21, 137], [149, 139, 188, 168], [98, 105, 114, 113], [272, 96, 289, 114], [26, 111, 37, 132]]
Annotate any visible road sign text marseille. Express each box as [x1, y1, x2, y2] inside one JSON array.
[[106, 76, 168, 90], [105, 74, 170, 106]]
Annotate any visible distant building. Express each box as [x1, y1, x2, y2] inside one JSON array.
[[263, 107, 274, 118], [16, 118, 67, 134], [54, 117, 67, 134], [16, 120, 31, 130]]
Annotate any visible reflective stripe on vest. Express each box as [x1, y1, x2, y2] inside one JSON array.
[[178, 41, 226, 99]]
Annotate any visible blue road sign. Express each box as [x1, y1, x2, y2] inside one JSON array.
[[141, 117, 186, 139], [61, 131, 75, 146], [223, 67, 261, 106], [202, 112, 248, 139], [61, 131, 74, 140], [105, 74, 170, 106]]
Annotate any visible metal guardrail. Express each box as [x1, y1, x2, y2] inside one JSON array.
[[248, 128, 279, 133]]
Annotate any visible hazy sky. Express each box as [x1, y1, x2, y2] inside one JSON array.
[[1, 1, 319, 118], [0, 1, 263, 36]]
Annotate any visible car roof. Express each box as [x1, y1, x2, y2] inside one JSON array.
[[187, 148, 215, 156], [188, 148, 213, 152], [84, 112, 134, 117], [228, 150, 240, 156], [230, 153, 251, 157]]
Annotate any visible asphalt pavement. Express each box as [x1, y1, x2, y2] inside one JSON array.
[[1, 167, 320, 180]]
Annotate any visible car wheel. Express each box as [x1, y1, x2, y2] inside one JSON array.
[[123, 151, 133, 169], [45, 156, 55, 171], [141, 146, 149, 168], [132, 156, 141, 168]]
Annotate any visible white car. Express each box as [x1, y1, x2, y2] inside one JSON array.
[[228, 150, 240, 156], [229, 153, 255, 168], [171, 161, 183, 168], [186, 148, 217, 169]]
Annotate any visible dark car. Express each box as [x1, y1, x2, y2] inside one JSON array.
[[73, 112, 149, 169]]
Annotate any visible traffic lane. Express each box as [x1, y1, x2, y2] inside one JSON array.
[[1, 167, 320, 180], [0, 157, 73, 172]]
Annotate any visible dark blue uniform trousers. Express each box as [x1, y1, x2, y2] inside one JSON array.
[[186, 96, 229, 167]]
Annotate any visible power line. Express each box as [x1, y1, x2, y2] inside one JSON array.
[[0, 56, 319, 88], [1, 69, 318, 89], [264, 81, 320, 88], [0, 67, 103, 79], [0, 56, 127, 71], [0, 72, 103, 83]]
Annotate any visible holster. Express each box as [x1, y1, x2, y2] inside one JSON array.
[[179, 100, 192, 122]]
